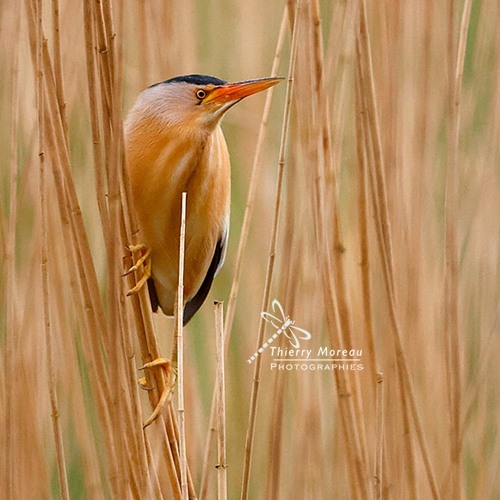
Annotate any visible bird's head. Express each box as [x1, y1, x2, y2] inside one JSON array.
[[129, 74, 284, 134]]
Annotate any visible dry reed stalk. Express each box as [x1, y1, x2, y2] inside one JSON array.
[[199, 8, 287, 496], [357, 1, 440, 497], [27, 0, 116, 488], [214, 301, 228, 500], [286, 2, 371, 496], [397, 361, 418, 500], [24, 2, 164, 496], [443, 1, 472, 497], [355, 41, 409, 497], [262, 139, 304, 497], [266, 5, 337, 497], [4, 5, 21, 498], [84, 1, 196, 495], [50, 0, 67, 140], [240, 3, 300, 497], [27, 14, 123, 499], [374, 373, 385, 499], [354, 67, 378, 392], [176, 192, 189, 499], [263, 351, 286, 499], [42, 42, 113, 415], [264, 206, 303, 498], [56, 311, 106, 499], [463, 317, 499, 434], [136, 1, 151, 88], [96, 5, 150, 493], [82, 0, 110, 246], [311, 0, 372, 484], [357, 40, 412, 496], [6, 232, 51, 496], [310, 67, 370, 500], [81, 3, 145, 495], [34, 0, 69, 497], [355, 24, 420, 500]]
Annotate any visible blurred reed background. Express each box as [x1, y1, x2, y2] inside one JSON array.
[[1, 0, 499, 498]]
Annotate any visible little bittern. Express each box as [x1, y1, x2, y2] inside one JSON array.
[[125, 74, 283, 324]]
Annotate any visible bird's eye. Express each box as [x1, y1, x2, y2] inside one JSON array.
[[196, 89, 207, 100]]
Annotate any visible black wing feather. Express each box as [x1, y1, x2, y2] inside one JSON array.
[[183, 236, 226, 325], [147, 277, 160, 313]]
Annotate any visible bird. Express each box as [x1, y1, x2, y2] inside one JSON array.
[[124, 74, 283, 325], [124, 74, 283, 427]]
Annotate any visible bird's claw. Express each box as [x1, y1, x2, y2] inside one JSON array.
[[123, 243, 151, 295], [138, 377, 153, 391], [126, 243, 149, 253], [140, 357, 178, 428], [123, 248, 151, 276], [140, 357, 173, 370]]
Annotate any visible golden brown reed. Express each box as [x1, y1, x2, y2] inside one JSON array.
[[1, 1, 499, 499]]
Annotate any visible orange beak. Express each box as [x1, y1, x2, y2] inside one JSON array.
[[206, 76, 284, 106]]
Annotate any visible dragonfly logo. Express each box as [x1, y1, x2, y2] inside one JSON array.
[[247, 299, 311, 364]]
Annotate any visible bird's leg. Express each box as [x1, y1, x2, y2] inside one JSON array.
[[140, 297, 181, 428], [123, 243, 152, 295]]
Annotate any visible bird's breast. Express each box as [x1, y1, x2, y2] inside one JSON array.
[[126, 118, 230, 314]]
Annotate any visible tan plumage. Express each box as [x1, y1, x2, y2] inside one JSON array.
[[125, 74, 282, 323]]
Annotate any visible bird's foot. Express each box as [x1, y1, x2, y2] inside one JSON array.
[[123, 243, 152, 295], [139, 357, 178, 428]]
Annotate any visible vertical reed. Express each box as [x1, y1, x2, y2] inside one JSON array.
[[214, 302, 228, 500]]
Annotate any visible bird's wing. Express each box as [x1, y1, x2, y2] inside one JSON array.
[[147, 277, 160, 313], [183, 225, 229, 325]]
